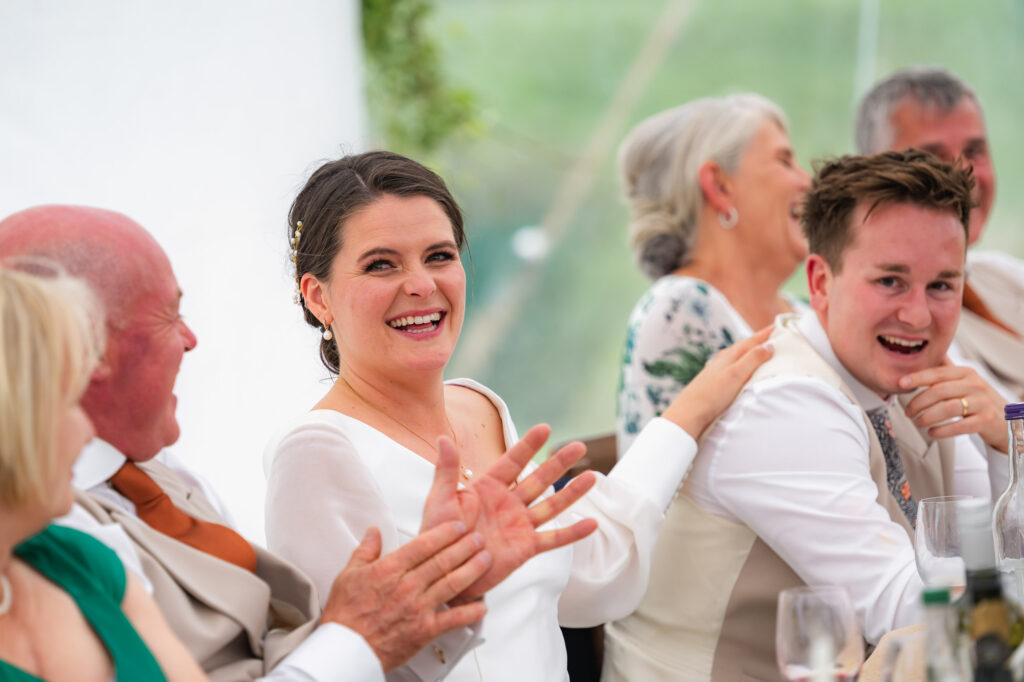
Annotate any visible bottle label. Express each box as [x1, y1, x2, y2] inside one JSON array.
[[971, 600, 1012, 641]]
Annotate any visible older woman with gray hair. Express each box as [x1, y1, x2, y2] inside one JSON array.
[[616, 93, 810, 454]]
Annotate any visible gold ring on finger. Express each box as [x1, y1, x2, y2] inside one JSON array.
[[960, 396, 969, 418]]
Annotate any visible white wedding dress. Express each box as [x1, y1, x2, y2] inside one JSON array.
[[264, 378, 695, 681]]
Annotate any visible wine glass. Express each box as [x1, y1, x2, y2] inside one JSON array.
[[776, 586, 863, 681], [915, 496, 970, 598]]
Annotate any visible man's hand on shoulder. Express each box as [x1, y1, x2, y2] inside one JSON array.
[[321, 523, 490, 672]]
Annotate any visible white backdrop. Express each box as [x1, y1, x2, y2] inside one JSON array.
[[0, 1, 366, 543]]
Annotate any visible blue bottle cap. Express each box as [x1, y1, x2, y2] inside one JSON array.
[[1004, 402, 1024, 420]]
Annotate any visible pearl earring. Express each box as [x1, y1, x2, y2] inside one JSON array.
[[322, 324, 333, 341], [717, 207, 739, 229]]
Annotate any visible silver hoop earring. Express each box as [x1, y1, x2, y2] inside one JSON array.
[[322, 324, 333, 341], [717, 207, 739, 229]]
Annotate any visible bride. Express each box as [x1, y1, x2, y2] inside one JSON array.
[[264, 150, 773, 680]]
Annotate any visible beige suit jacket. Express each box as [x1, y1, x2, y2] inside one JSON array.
[[74, 458, 320, 682], [957, 256, 1024, 399]]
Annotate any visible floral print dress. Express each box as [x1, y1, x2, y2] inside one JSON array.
[[616, 275, 804, 456]]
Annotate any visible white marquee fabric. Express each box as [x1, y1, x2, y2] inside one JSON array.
[[0, 0, 367, 543]]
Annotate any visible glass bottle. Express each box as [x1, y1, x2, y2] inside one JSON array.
[[959, 498, 1015, 681], [922, 587, 969, 681], [994, 401, 1024, 607]]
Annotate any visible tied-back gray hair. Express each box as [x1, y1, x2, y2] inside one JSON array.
[[855, 66, 979, 154], [618, 93, 787, 280]]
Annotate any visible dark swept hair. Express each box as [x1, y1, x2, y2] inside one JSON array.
[[802, 149, 974, 272], [289, 150, 466, 373]]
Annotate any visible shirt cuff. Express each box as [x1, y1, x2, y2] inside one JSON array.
[[608, 417, 697, 510], [397, 622, 482, 682], [268, 623, 384, 682]]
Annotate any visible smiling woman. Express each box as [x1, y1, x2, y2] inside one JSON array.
[[303, 193, 466, 381], [0, 265, 208, 682], [286, 153, 467, 376], [262, 150, 779, 680]]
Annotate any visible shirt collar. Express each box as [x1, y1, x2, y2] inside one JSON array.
[[796, 310, 894, 412], [72, 438, 127, 490]]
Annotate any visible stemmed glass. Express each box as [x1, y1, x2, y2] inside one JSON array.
[[776, 586, 863, 681], [915, 496, 970, 598]]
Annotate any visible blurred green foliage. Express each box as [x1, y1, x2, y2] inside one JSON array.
[[365, 0, 1024, 449], [362, 0, 478, 157]]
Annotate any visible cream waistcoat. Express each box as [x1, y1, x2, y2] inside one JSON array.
[[602, 314, 954, 682]]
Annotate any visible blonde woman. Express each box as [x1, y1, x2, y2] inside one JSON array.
[[0, 264, 207, 682]]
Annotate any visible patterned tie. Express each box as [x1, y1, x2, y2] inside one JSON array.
[[110, 461, 258, 572], [866, 407, 916, 527]]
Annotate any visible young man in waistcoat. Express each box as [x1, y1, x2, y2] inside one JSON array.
[[857, 67, 1024, 406], [604, 150, 1000, 681]]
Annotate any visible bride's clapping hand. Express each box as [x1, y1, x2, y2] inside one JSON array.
[[420, 424, 598, 601]]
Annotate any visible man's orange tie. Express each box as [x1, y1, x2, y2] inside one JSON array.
[[110, 461, 258, 572]]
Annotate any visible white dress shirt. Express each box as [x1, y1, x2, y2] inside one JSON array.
[[57, 439, 387, 682], [685, 312, 992, 644], [264, 378, 697, 682], [946, 337, 1013, 497]]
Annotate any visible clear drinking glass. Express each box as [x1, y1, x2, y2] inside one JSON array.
[[776, 586, 863, 681], [915, 496, 970, 599]]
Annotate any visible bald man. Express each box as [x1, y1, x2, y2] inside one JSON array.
[[0, 205, 496, 682]]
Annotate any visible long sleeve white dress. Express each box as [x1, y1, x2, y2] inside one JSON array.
[[264, 379, 696, 682]]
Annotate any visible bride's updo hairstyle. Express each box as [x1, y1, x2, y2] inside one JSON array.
[[289, 150, 466, 373], [618, 94, 787, 280]]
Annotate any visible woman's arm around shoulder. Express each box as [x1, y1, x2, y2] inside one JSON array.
[[615, 325, 776, 500], [557, 327, 774, 625], [618, 277, 749, 453]]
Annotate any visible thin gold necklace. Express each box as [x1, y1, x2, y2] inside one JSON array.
[[340, 378, 473, 479]]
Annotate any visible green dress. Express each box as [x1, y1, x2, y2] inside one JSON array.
[[0, 524, 167, 681]]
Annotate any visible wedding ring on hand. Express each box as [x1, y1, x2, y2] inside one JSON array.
[[960, 396, 970, 418]]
